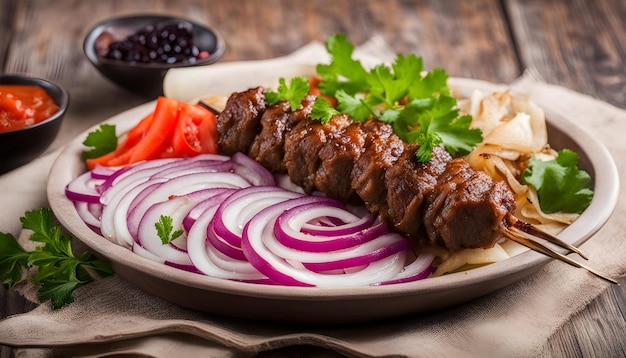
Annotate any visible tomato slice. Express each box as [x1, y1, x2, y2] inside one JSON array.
[[85, 97, 219, 169], [127, 96, 180, 162], [167, 103, 217, 157]]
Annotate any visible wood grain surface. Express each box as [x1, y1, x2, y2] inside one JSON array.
[[1, 0, 625, 357]]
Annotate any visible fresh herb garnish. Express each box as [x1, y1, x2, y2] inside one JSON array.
[[522, 149, 594, 214], [82, 124, 118, 159], [265, 77, 311, 111], [0, 208, 114, 309], [309, 33, 482, 162], [310, 97, 341, 124], [155, 215, 184, 244]]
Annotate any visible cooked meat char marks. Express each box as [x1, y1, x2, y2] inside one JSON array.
[[216, 89, 518, 251], [248, 95, 315, 173], [217, 87, 266, 155], [352, 120, 405, 220], [283, 113, 353, 194], [423, 158, 516, 251], [313, 121, 366, 203], [385, 144, 453, 237]]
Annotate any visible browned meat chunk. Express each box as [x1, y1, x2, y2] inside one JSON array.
[[248, 96, 315, 173], [314, 122, 365, 203], [351, 120, 404, 219], [384, 144, 452, 237], [217, 87, 266, 155], [283, 114, 352, 193], [215, 89, 520, 252], [423, 158, 516, 251]]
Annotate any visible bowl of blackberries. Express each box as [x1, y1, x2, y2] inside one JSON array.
[[83, 14, 225, 97]]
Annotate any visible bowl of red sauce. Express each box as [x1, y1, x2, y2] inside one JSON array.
[[0, 74, 69, 174], [83, 14, 225, 98]]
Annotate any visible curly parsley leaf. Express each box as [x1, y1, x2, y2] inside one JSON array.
[[156, 215, 184, 245], [316, 33, 370, 96], [310, 97, 341, 124], [0, 208, 114, 309], [82, 124, 118, 159], [312, 33, 482, 162], [398, 96, 482, 161], [265, 77, 310, 111], [335, 90, 375, 122], [0, 232, 30, 287], [521, 149, 594, 214]]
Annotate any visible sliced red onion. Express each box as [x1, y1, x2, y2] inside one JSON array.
[[126, 172, 250, 240], [73, 201, 102, 229], [206, 220, 248, 261], [297, 233, 410, 271], [69, 153, 436, 288], [90, 164, 119, 179], [182, 188, 235, 231], [101, 178, 168, 248], [65, 170, 104, 203], [230, 152, 276, 186], [211, 186, 303, 247], [186, 199, 267, 281], [136, 195, 197, 266], [274, 203, 387, 252], [242, 196, 408, 287], [274, 174, 305, 193], [374, 253, 436, 285], [152, 159, 232, 178], [133, 241, 165, 263], [98, 158, 181, 198], [296, 212, 377, 236]]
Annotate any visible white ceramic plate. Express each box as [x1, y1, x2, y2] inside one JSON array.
[[48, 60, 618, 324]]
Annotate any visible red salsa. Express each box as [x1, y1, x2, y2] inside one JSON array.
[[0, 85, 59, 132]]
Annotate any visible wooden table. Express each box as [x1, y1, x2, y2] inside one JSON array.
[[1, 0, 625, 356]]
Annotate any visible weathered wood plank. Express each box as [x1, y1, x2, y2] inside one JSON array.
[[0, 0, 18, 72], [505, 0, 626, 108], [505, 1, 626, 356], [2, 1, 625, 357], [539, 276, 626, 358], [195, 0, 520, 83]]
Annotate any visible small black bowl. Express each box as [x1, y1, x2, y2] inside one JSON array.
[[83, 14, 225, 98], [0, 75, 69, 174]]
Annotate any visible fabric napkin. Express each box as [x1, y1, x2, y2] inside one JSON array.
[[1, 38, 625, 358]]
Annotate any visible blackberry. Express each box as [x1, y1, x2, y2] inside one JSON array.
[[101, 20, 207, 65]]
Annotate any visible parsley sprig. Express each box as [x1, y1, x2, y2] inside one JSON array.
[[265, 77, 311, 111], [522, 149, 594, 214], [0, 208, 114, 309], [270, 33, 482, 162], [315, 34, 482, 161], [155, 215, 184, 244], [82, 124, 118, 159]]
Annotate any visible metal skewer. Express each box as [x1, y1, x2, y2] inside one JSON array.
[[503, 228, 618, 284]]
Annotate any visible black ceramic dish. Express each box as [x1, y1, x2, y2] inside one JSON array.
[[83, 14, 225, 98], [0, 75, 69, 174]]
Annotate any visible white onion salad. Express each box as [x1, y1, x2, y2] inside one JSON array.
[[65, 152, 435, 287]]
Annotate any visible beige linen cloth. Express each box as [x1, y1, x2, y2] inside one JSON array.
[[1, 38, 625, 358]]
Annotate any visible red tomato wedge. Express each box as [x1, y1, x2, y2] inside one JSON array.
[[85, 97, 218, 170], [165, 103, 218, 158]]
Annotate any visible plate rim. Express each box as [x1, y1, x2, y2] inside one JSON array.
[[46, 74, 619, 313]]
